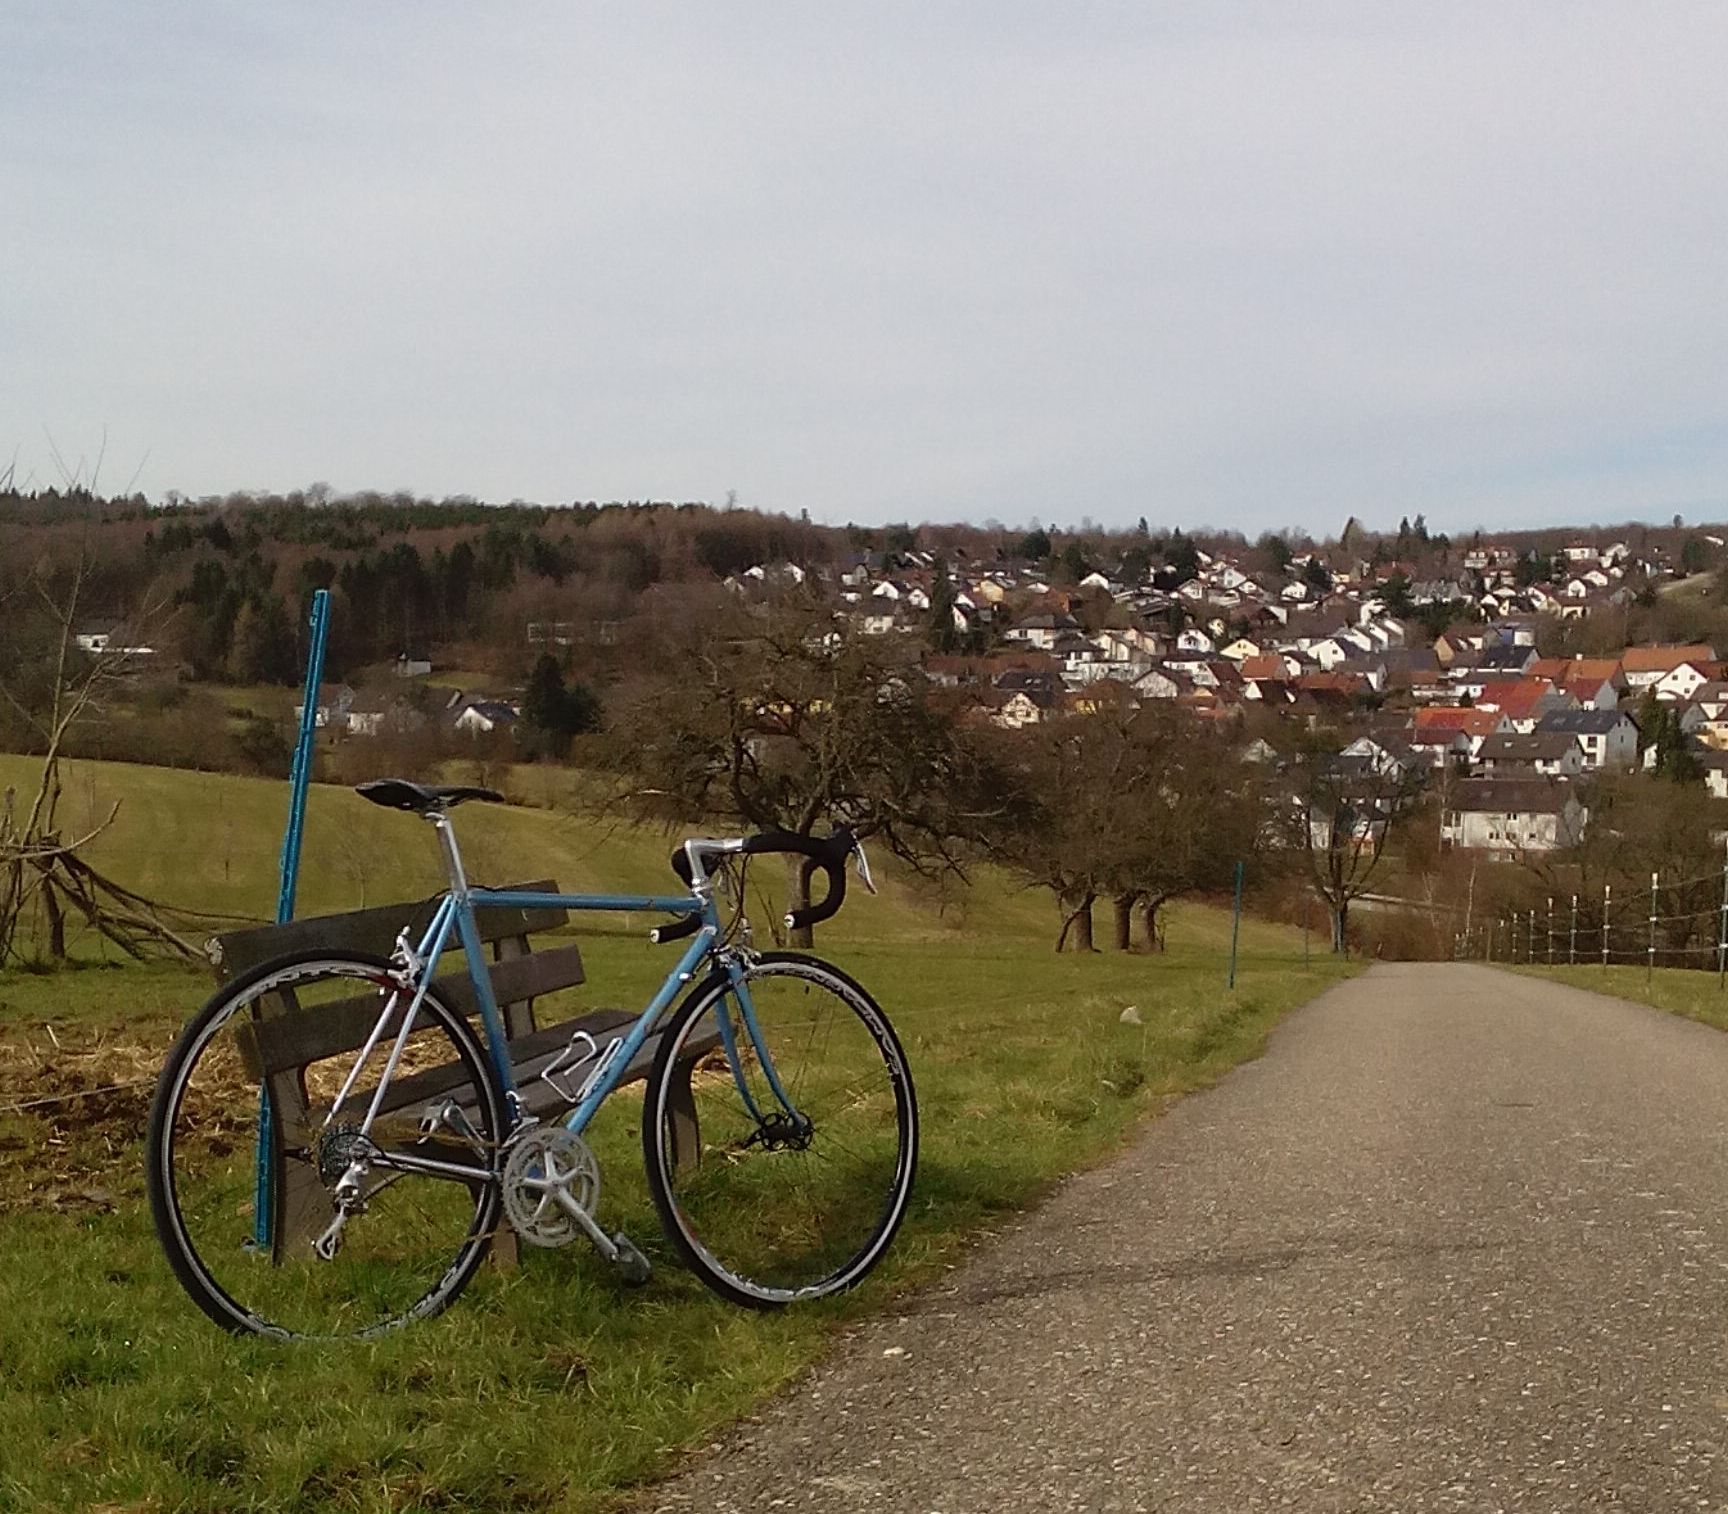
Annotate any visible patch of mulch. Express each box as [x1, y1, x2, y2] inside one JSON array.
[[0, 1028, 165, 1216]]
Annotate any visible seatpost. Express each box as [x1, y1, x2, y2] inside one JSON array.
[[427, 810, 471, 897]]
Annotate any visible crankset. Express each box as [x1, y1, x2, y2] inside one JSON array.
[[500, 1127, 651, 1283]]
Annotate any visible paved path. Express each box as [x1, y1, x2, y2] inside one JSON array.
[[647, 964, 1728, 1512]]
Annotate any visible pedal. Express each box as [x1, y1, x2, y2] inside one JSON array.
[[609, 1232, 652, 1285]]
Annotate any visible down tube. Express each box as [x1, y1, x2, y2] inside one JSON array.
[[563, 927, 716, 1135]]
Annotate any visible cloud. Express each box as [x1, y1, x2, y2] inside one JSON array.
[[5, 1, 1726, 532]]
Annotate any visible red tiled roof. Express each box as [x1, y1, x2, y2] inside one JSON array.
[[1475, 679, 1560, 718], [1239, 654, 1290, 681], [1414, 707, 1503, 738], [1527, 656, 1623, 688], [1621, 644, 1716, 673]]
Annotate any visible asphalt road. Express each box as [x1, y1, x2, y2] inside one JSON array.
[[646, 964, 1728, 1512]]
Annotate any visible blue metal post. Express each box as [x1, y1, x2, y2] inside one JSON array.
[[278, 589, 331, 925], [1227, 859, 1245, 989], [253, 589, 332, 1248]]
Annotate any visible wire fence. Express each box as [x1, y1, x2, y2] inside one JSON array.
[[1456, 858, 1728, 985]]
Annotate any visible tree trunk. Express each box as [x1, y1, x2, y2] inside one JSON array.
[[1112, 892, 1137, 951], [786, 852, 816, 950], [41, 870, 66, 961], [1141, 897, 1167, 952], [1056, 891, 1096, 952], [1330, 900, 1349, 954]]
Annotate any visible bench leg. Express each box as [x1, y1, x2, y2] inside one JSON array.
[[490, 1226, 520, 1270], [665, 1059, 702, 1173], [272, 1142, 332, 1263]]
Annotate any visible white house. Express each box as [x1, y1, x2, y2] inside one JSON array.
[[295, 683, 356, 731], [1526, 709, 1633, 771], [1653, 660, 1715, 703], [1475, 732, 1586, 778], [1441, 779, 1588, 854], [454, 700, 519, 736], [1004, 612, 1079, 650], [1132, 667, 1182, 700]]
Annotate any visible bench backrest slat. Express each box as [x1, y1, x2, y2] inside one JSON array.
[[212, 881, 570, 982], [238, 942, 592, 1077]]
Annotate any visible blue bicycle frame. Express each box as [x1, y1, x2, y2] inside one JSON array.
[[405, 883, 719, 1136]]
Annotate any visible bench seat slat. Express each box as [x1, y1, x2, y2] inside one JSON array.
[[325, 1012, 720, 1126]]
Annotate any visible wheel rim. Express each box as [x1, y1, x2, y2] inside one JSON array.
[[155, 961, 500, 1340], [655, 962, 914, 1303]]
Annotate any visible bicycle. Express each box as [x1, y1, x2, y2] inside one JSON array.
[[145, 779, 919, 1340]]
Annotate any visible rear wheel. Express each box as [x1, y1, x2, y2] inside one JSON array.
[[642, 953, 917, 1307], [146, 951, 505, 1340]]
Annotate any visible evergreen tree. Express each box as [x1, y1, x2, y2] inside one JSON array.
[[523, 653, 601, 759], [927, 561, 959, 654], [1017, 527, 1051, 562]]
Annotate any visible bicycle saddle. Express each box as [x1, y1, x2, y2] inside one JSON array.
[[355, 778, 505, 813]]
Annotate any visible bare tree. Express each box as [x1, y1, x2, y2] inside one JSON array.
[[608, 592, 992, 945], [0, 557, 203, 964], [994, 704, 1260, 953], [1282, 749, 1425, 953]]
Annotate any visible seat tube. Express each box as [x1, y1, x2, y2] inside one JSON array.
[[430, 813, 518, 1100]]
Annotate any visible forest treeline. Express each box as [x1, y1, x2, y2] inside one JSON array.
[[3, 484, 1716, 688]]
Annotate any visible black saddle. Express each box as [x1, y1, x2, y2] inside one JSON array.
[[355, 779, 505, 813]]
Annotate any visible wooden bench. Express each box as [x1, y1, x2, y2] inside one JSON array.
[[212, 881, 708, 1264]]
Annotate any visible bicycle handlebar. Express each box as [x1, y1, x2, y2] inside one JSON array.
[[660, 828, 857, 940]]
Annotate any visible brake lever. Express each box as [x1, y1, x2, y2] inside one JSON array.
[[853, 838, 878, 895]]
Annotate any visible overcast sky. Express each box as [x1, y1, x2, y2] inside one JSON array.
[[6, 3, 1726, 535]]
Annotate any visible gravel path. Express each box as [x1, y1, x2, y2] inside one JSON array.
[[645, 964, 1728, 1512]]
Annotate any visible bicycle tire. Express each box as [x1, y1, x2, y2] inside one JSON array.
[[641, 951, 917, 1308], [146, 949, 506, 1340]]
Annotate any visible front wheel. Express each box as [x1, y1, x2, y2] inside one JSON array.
[[642, 952, 917, 1307]]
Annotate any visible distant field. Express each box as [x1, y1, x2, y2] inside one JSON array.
[[0, 754, 1354, 1512], [0, 751, 1062, 951]]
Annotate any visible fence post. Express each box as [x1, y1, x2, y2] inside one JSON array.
[[1569, 894, 1578, 966], [1648, 870, 1658, 987], [1227, 860, 1245, 989], [1602, 882, 1612, 969], [1528, 908, 1535, 963], [1547, 896, 1555, 965]]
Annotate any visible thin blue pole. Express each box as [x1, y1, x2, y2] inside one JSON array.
[[277, 589, 331, 925], [1227, 859, 1245, 989], [253, 589, 332, 1249]]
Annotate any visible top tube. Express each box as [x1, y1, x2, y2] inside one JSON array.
[[466, 887, 705, 916]]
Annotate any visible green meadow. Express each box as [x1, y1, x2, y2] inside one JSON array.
[[0, 754, 1353, 1512]]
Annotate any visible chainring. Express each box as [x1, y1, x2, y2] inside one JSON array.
[[501, 1126, 601, 1248]]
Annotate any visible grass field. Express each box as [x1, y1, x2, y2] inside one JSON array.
[[1513, 961, 1728, 1032], [0, 754, 1354, 1512]]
